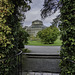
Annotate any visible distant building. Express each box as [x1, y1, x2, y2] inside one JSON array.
[[25, 20, 46, 37]]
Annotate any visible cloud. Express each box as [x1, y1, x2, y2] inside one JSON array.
[[22, 0, 60, 27]]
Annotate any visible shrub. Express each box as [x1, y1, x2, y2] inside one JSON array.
[[37, 26, 59, 44]]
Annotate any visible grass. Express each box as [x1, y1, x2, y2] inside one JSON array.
[[27, 36, 62, 46]]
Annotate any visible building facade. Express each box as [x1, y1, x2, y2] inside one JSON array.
[[25, 20, 46, 37]]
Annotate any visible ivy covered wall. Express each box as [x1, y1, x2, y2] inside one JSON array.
[[60, 0, 75, 75], [0, 0, 31, 75]]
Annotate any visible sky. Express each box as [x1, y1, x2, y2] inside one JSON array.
[[22, 0, 60, 27]]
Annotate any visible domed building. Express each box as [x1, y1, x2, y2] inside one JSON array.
[[25, 20, 46, 37]]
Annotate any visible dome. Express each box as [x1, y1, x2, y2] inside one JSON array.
[[32, 20, 43, 25]]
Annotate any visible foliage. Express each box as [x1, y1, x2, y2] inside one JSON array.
[[59, 0, 75, 74], [37, 26, 59, 44], [18, 27, 29, 49], [0, 0, 15, 75], [28, 36, 62, 46], [0, 0, 31, 75], [0, 0, 14, 53], [6, 0, 31, 51], [22, 48, 31, 53], [29, 35, 41, 41], [51, 15, 61, 27], [41, 0, 61, 19]]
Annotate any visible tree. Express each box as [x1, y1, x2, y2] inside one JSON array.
[[6, 0, 31, 51], [18, 27, 29, 49], [41, 0, 61, 19], [41, 0, 75, 74], [51, 15, 61, 27], [37, 26, 59, 44]]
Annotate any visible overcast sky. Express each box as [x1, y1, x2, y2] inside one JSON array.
[[22, 0, 60, 27]]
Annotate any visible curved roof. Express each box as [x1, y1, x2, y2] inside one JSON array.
[[32, 20, 43, 25], [32, 20, 42, 23]]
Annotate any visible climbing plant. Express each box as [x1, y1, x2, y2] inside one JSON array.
[[59, 0, 75, 75], [0, 0, 15, 75], [0, 0, 15, 57], [0, 0, 31, 75]]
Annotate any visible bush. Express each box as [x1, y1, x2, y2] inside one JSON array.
[[37, 26, 59, 44], [29, 36, 41, 41]]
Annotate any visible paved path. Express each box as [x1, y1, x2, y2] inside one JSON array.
[[25, 45, 61, 54], [22, 72, 59, 75], [23, 45, 61, 75]]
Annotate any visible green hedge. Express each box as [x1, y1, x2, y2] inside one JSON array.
[[60, 0, 75, 75], [0, 0, 31, 75]]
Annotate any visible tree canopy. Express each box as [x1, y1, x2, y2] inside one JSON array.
[[41, 0, 61, 19]]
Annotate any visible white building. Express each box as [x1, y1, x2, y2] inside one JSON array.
[[25, 20, 46, 37]]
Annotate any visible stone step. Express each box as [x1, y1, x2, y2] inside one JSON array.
[[23, 53, 60, 59], [22, 53, 61, 73], [22, 72, 60, 75]]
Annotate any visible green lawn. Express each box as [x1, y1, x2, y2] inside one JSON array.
[[27, 36, 62, 46]]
